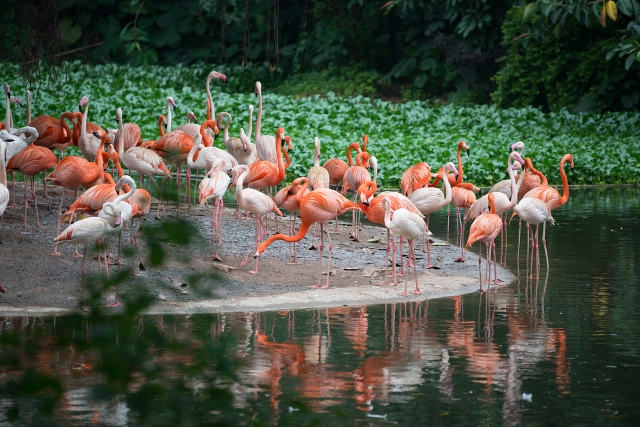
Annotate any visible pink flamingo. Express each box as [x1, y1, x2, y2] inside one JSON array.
[[6, 144, 57, 227], [114, 107, 142, 153], [466, 193, 503, 290], [307, 137, 330, 190], [511, 197, 555, 279], [401, 162, 432, 197], [255, 179, 361, 289], [274, 177, 310, 264], [0, 138, 10, 244]]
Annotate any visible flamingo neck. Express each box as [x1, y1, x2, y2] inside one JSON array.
[[456, 144, 464, 185], [200, 122, 214, 147], [506, 162, 519, 208], [206, 78, 215, 123], [255, 86, 262, 139], [187, 137, 201, 165], [441, 167, 453, 206], [166, 99, 172, 132], [558, 155, 572, 206], [116, 111, 124, 155], [382, 200, 392, 229], [313, 143, 320, 168], [4, 94, 11, 128], [295, 178, 309, 204], [258, 220, 312, 253], [247, 106, 253, 140], [346, 143, 360, 167], [282, 146, 291, 169], [223, 113, 230, 143], [0, 141, 7, 186], [158, 115, 166, 137], [80, 98, 89, 149], [60, 113, 76, 144], [115, 179, 136, 204], [26, 92, 31, 125], [275, 133, 286, 181], [525, 158, 547, 186]]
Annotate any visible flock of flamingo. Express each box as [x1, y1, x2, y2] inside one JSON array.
[[0, 71, 574, 308]]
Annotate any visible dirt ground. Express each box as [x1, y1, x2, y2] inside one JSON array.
[[0, 183, 514, 315]]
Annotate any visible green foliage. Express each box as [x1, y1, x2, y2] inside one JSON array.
[[3, 62, 639, 189], [493, 5, 640, 111]]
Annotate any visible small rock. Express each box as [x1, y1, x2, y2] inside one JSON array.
[[211, 263, 238, 273], [342, 267, 360, 271], [158, 294, 168, 301], [180, 291, 188, 295], [329, 269, 337, 276], [362, 248, 373, 254]]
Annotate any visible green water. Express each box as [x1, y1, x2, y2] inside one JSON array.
[[1, 188, 639, 426]]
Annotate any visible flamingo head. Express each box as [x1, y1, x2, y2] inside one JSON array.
[[25, 90, 30, 103], [115, 108, 123, 124], [79, 96, 89, 111], [209, 71, 227, 84], [458, 141, 470, 155], [10, 96, 22, 107], [4, 85, 9, 97], [240, 128, 249, 151], [510, 141, 524, 154], [284, 135, 292, 151], [187, 111, 197, 124], [255, 81, 262, 97], [277, 127, 285, 143], [445, 161, 458, 179], [167, 96, 176, 110]]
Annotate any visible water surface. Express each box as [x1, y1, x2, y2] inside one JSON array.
[[1, 188, 638, 426]]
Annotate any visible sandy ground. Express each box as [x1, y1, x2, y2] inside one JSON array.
[[0, 183, 514, 315]]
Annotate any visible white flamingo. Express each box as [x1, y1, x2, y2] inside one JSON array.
[[381, 196, 426, 296], [199, 159, 231, 261], [54, 204, 123, 310], [233, 165, 283, 273], [307, 137, 330, 190], [218, 110, 258, 166], [0, 138, 11, 246], [254, 81, 278, 163], [409, 162, 458, 268]]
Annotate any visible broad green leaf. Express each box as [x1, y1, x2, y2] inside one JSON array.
[[523, 2, 539, 23], [617, 0, 633, 16], [625, 52, 635, 69]]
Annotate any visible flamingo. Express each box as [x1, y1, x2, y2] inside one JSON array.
[[218, 110, 258, 166], [6, 144, 57, 227], [246, 127, 286, 193], [110, 151, 152, 272], [0, 138, 10, 244], [342, 147, 371, 241], [163, 96, 177, 133], [521, 153, 574, 272], [175, 111, 201, 140], [205, 71, 228, 127], [114, 108, 142, 154], [358, 181, 423, 284], [307, 137, 330, 190], [273, 177, 310, 264], [1, 126, 39, 207], [232, 165, 283, 273], [77, 96, 107, 161], [255, 180, 361, 289], [4, 85, 22, 131], [464, 152, 524, 242], [54, 204, 123, 310], [401, 162, 432, 197], [254, 81, 277, 163], [511, 197, 555, 279], [199, 159, 231, 261], [466, 193, 504, 290], [323, 142, 362, 190], [47, 132, 110, 253], [380, 197, 426, 296], [409, 162, 458, 268]]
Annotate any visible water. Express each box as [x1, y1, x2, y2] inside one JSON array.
[[1, 188, 639, 426]]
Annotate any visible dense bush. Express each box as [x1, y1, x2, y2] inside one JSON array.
[[492, 5, 640, 112]]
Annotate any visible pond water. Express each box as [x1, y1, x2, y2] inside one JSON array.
[[1, 188, 639, 426]]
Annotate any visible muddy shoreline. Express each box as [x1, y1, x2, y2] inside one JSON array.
[[0, 184, 514, 315]]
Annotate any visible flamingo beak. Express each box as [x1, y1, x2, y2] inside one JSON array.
[[466, 149, 470, 155], [92, 131, 101, 139]]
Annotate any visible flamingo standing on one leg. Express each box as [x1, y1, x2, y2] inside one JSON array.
[[54, 205, 123, 311], [380, 197, 426, 296], [6, 144, 57, 227], [409, 162, 458, 268], [199, 159, 231, 261], [466, 193, 503, 291], [1, 126, 39, 208], [233, 165, 283, 273], [255, 181, 361, 289]]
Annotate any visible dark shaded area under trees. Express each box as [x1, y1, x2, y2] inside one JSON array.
[[2, 0, 639, 112]]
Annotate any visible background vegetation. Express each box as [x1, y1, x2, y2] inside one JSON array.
[[2, 0, 640, 112], [3, 62, 639, 188]]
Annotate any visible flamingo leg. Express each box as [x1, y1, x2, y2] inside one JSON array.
[[398, 236, 405, 276], [454, 207, 465, 262], [410, 240, 421, 295], [535, 224, 540, 280], [244, 216, 264, 273], [311, 222, 325, 288], [492, 241, 501, 285], [320, 224, 334, 289], [542, 221, 549, 273], [31, 177, 40, 227], [478, 242, 484, 291], [391, 233, 398, 286], [23, 179, 29, 227], [382, 228, 391, 285], [51, 188, 67, 256], [10, 171, 17, 208], [485, 241, 491, 285], [148, 175, 166, 220], [81, 245, 90, 312], [186, 166, 192, 212], [517, 218, 522, 259]]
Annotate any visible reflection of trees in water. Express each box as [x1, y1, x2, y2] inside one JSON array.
[[0, 284, 571, 424]]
